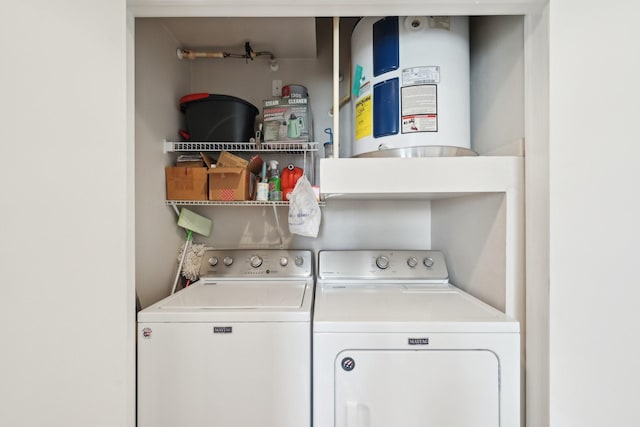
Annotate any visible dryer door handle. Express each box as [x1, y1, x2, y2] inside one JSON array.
[[345, 401, 370, 427]]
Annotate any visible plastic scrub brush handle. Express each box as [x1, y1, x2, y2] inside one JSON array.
[[171, 230, 193, 295]]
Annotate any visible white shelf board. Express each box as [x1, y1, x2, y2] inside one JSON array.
[[320, 156, 523, 199], [128, 1, 544, 18]]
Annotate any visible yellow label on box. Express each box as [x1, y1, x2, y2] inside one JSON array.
[[355, 94, 372, 141]]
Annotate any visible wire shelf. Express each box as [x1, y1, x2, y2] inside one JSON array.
[[165, 200, 325, 207], [164, 140, 319, 154]]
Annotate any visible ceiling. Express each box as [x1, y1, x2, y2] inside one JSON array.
[[152, 17, 318, 59]]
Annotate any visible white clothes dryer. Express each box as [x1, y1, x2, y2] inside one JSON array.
[[138, 249, 313, 427], [313, 250, 520, 427]]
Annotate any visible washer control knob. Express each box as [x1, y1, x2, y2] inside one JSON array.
[[223, 256, 233, 266], [423, 257, 435, 268], [376, 256, 390, 270], [280, 257, 289, 267], [208, 257, 219, 267], [294, 256, 304, 267], [407, 257, 418, 268], [250, 255, 263, 268]]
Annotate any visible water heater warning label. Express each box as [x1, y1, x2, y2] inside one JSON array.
[[402, 66, 440, 85], [401, 85, 437, 133], [355, 94, 372, 140]]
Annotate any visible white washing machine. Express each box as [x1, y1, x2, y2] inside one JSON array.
[[137, 249, 313, 427], [313, 250, 520, 427]]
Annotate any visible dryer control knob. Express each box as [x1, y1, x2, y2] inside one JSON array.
[[223, 256, 233, 266], [407, 257, 418, 268], [294, 256, 304, 266], [208, 257, 219, 267], [423, 257, 435, 268], [280, 257, 289, 267], [250, 255, 263, 268], [376, 256, 390, 270]]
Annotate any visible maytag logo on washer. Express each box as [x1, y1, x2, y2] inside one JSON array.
[[213, 326, 233, 334], [142, 327, 152, 339], [408, 338, 429, 345]]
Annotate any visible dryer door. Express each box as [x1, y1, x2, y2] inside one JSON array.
[[335, 350, 500, 427]]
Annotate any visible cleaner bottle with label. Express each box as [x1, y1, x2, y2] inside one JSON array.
[[268, 160, 282, 201], [282, 163, 303, 201], [256, 161, 269, 201]]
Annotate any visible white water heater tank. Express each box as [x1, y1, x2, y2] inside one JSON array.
[[350, 16, 470, 157]]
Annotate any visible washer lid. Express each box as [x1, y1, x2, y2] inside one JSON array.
[[138, 280, 312, 322], [313, 283, 518, 333], [163, 281, 307, 309]]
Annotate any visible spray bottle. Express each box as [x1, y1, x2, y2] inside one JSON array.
[[268, 160, 281, 201], [256, 161, 269, 201]]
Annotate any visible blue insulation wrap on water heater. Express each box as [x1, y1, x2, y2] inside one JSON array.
[[351, 16, 471, 156], [373, 78, 399, 137], [373, 16, 399, 77]]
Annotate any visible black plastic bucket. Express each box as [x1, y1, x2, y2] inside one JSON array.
[[179, 93, 259, 142]]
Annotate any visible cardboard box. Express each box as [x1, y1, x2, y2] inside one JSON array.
[[216, 150, 249, 168], [176, 160, 205, 168], [176, 153, 206, 168], [165, 167, 208, 200], [208, 167, 250, 201], [262, 97, 313, 142]]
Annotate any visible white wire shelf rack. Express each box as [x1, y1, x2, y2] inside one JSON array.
[[165, 200, 325, 207], [164, 140, 319, 154]]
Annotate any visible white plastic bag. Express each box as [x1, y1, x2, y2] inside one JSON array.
[[288, 175, 321, 237]]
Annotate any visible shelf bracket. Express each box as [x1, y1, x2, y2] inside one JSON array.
[[163, 139, 174, 154], [169, 201, 180, 216]]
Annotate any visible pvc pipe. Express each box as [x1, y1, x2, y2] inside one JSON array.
[[333, 17, 340, 158], [177, 49, 224, 60]]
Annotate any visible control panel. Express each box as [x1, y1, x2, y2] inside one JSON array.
[[198, 249, 312, 279], [317, 250, 449, 282]]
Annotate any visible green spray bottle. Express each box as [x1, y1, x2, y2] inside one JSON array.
[[268, 160, 281, 201]]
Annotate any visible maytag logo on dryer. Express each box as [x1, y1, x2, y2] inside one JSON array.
[[408, 338, 429, 345], [213, 326, 233, 334]]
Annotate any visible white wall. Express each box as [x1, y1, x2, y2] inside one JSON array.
[[470, 15, 524, 155], [549, 0, 640, 425], [432, 193, 507, 312], [523, 5, 550, 427], [0, 1, 133, 427], [135, 19, 192, 307]]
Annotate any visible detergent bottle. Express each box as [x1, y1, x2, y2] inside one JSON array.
[[268, 160, 281, 201], [282, 163, 304, 200]]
